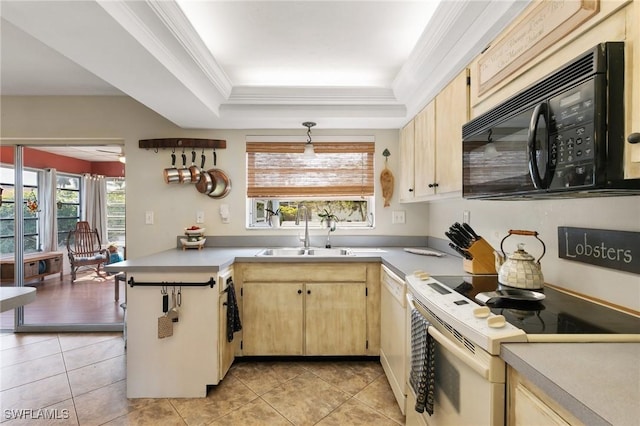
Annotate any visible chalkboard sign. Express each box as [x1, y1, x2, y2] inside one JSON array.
[[558, 227, 640, 274]]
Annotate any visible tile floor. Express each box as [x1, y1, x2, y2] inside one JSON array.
[[0, 332, 404, 425]]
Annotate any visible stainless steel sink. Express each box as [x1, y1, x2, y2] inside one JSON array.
[[306, 248, 353, 256], [256, 247, 353, 257]]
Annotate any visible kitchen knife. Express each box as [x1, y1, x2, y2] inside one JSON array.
[[449, 242, 473, 260], [453, 222, 475, 244], [462, 223, 481, 240], [449, 226, 472, 248], [445, 231, 468, 249]]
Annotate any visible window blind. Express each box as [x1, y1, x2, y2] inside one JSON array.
[[247, 142, 375, 198]]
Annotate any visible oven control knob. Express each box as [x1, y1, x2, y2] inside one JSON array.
[[473, 307, 490, 318], [487, 315, 506, 328]]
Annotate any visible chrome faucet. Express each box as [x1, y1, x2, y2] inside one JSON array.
[[295, 203, 310, 249]]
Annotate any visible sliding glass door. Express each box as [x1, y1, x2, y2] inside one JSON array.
[[0, 144, 125, 332]]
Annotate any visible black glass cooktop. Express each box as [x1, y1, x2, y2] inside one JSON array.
[[431, 275, 640, 335]]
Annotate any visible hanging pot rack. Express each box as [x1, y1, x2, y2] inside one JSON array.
[[139, 138, 226, 151]]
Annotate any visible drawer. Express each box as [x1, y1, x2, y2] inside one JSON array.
[[241, 263, 369, 282]]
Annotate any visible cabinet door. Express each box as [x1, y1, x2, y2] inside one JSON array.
[[242, 282, 304, 355], [305, 282, 367, 355], [435, 69, 469, 194], [414, 100, 436, 198], [399, 120, 416, 201]]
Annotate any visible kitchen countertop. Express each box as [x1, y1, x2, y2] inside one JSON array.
[[501, 342, 640, 426], [103, 246, 465, 279], [0, 287, 36, 312]]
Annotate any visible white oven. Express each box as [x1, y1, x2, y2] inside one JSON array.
[[406, 294, 508, 426], [404, 273, 527, 426]]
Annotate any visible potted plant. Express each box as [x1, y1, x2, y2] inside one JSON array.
[[266, 208, 281, 228]]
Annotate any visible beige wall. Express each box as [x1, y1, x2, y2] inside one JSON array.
[[1, 96, 429, 259], [427, 195, 640, 312]]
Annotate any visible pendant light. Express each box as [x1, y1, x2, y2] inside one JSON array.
[[303, 121, 316, 158]]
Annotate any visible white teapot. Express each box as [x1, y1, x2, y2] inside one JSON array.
[[494, 230, 546, 290]]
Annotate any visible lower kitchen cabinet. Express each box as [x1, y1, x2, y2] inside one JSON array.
[[507, 367, 583, 426], [236, 262, 379, 356], [305, 282, 367, 355], [242, 282, 305, 355]]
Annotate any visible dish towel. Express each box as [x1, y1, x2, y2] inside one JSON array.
[[225, 282, 242, 342], [409, 308, 436, 415]]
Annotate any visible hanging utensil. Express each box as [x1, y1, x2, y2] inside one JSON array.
[[196, 150, 214, 194], [188, 150, 201, 183], [163, 151, 180, 184], [168, 287, 179, 323], [206, 148, 231, 199], [178, 150, 191, 184]]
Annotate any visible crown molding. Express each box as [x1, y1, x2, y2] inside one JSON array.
[[394, 0, 531, 120]]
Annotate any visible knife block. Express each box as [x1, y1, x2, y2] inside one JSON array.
[[463, 239, 497, 275]]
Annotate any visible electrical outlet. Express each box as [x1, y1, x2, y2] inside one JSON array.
[[145, 211, 154, 225], [392, 210, 406, 224], [196, 211, 205, 223], [463, 210, 470, 224]]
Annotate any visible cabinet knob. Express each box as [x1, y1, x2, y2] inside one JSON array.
[[428, 183, 439, 188], [298, 289, 302, 294], [408, 188, 414, 192], [628, 133, 640, 144], [307, 290, 311, 295]]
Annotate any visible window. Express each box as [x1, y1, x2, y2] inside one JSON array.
[[246, 141, 375, 228], [0, 167, 40, 253], [106, 178, 125, 245], [56, 173, 81, 245]]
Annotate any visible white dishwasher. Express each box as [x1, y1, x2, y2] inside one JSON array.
[[380, 265, 407, 414]]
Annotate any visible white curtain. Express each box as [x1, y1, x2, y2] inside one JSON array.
[[81, 174, 108, 244], [39, 168, 58, 252]]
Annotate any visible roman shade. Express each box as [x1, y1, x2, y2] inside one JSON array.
[[246, 142, 375, 198]]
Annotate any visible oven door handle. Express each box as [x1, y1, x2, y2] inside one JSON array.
[[407, 296, 491, 380]]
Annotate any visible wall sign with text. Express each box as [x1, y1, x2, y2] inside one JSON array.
[[558, 227, 639, 274]]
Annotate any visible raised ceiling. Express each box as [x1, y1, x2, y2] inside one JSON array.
[[0, 0, 530, 130]]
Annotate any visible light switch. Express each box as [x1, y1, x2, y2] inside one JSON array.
[[220, 204, 230, 224], [196, 211, 205, 223], [392, 210, 405, 224], [145, 211, 154, 225]]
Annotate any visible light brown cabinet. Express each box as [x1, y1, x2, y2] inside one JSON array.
[[399, 69, 469, 202], [507, 367, 583, 426], [235, 262, 379, 356]]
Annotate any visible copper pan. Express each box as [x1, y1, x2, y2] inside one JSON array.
[[196, 153, 214, 194], [206, 169, 231, 198], [188, 150, 201, 183], [163, 152, 180, 184], [177, 152, 192, 184], [206, 150, 231, 198]]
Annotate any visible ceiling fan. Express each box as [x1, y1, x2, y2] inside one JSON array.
[[96, 146, 126, 163]]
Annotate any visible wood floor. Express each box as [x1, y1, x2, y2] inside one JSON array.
[[0, 270, 124, 329]]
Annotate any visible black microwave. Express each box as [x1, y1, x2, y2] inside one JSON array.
[[462, 42, 640, 199]]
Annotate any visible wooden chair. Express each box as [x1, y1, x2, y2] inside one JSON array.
[[66, 221, 109, 281]]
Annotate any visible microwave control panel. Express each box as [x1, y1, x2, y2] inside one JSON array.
[[548, 80, 597, 189]]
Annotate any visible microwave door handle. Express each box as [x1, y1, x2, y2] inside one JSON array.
[[527, 102, 548, 189]]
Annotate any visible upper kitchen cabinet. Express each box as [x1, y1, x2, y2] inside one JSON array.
[[399, 119, 416, 202], [399, 69, 470, 202], [469, 0, 640, 179]]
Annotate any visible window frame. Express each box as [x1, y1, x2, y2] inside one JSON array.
[[0, 166, 40, 253], [56, 172, 81, 247]]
